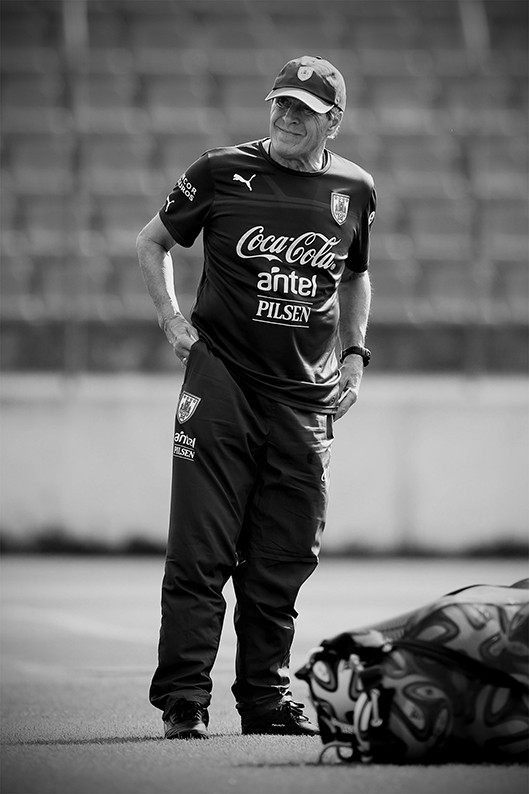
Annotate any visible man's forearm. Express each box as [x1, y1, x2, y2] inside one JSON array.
[[339, 271, 372, 349], [136, 234, 181, 331], [136, 225, 199, 358]]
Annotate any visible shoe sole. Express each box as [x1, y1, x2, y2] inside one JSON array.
[[165, 729, 208, 740], [241, 726, 319, 736], [164, 719, 209, 740]]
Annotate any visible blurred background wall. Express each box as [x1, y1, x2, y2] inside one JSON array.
[[0, 0, 527, 552]]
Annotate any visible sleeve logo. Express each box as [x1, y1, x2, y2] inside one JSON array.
[[176, 173, 197, 202]]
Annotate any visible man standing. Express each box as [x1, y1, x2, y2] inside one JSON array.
[[136, 56, 376, 739]]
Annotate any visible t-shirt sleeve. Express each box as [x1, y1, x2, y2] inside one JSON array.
[[158, 153, 214, 248], [345, 184, 377, 273]]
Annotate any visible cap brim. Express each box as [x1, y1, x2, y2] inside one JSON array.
[[265, 87, 334, 114]]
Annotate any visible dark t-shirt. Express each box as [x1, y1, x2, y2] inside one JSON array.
[[159, 139, 376, 412]]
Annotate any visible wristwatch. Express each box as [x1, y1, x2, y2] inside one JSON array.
[[340, 345, 371, 367]]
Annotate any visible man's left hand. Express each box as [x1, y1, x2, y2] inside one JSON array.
[[335, 356, 363, 420]]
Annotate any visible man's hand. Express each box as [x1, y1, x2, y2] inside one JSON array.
[[162, 313, 199, 366], [335, 355, 363, 420]]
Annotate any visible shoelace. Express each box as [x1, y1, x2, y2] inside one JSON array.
[[281, 700, 310, 722], [173, 700, 204, 722]]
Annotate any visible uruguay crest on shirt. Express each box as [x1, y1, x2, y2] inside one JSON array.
[[331, 192, 350, 225], [177, 391, 201, 423]]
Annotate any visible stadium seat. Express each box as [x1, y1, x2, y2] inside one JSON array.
[[0, 0, 61, 74], [141, 73, 214, 132], [5, 133, 74, 194], [88, 6, 125, 49], [0, 185, 22, 258], [16, 192, 99, 263], [406, 197, 475, 262], [74, 73, 144, 133], [29, 255, 70, 318], [206, 48, 275, 79], [356, 47, 432, 77], [486, 0, 529, 50], [467, 134, 528, 199], [201, 14, 269, 50], [329, 130, 380, 174], [429, 49, 474, 77], [490, 260, 529, 323], [480, 201, 529, 263], [0, 179, 17, 231], [415, 259, 482, 322], [142, 73, 210, 109], [21, 254, 116, 320], [84, 5, 133, 76], [364, 74, 439, 132], [127, 11, 197, 52], [487, 43, 528, 81], [80, 133, 156, 195], [339, 11, 417, 51], [154, 132, 214, 184], [0, 45, 61, 77], [69, 254, 120, 319], [404, 0, 464, 43], [95, 194, 158, 256], [0, 255, 37, 318], [369, 255, 418, 323], [0, 73, 70, 133], [379, 133, 468, 199], [418, 20, 467, 53], [442, 75, 522, 133], [260, 11, 337, 51], [220, 73, 272, 111], [21, 196, 71, 256], [0, 0, 526, 375], [124, 7, 203, 74], [85, 322, 159, 372], [117, 233, 202, 308], [0, 1, 59, 49], [217, 73, 272, 137], [107, 255, 156, 318], [367, 185, 402, 233]]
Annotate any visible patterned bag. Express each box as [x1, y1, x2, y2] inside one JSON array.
[[296, 581, 528, 764]]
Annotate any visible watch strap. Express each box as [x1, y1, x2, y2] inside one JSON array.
[[340, 345, 371, 366]]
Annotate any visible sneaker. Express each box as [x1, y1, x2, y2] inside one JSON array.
[[241, 700, 319, 736], [163, 699, 209, 740]]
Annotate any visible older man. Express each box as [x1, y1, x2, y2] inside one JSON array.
[[137, 55, 376, 739]]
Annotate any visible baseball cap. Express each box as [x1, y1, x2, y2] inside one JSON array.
[[265, 55, 346, 114]]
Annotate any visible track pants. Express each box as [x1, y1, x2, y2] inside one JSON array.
[[149, 341, 333, 719]]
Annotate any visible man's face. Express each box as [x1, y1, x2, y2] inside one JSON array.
[[269, 96, 336, 165]]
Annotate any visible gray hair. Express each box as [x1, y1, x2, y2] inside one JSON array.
[[326, 107, 343, 140]]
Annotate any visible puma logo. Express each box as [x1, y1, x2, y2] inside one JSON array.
[[233, 173, 257, 191], [165, 196, 175, 212]]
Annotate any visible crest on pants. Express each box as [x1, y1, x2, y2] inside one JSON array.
[[177, 391, 201, 424], [331, 192, 350, 225]]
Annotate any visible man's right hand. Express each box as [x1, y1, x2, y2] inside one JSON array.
[[162, 314, 199, 366]]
